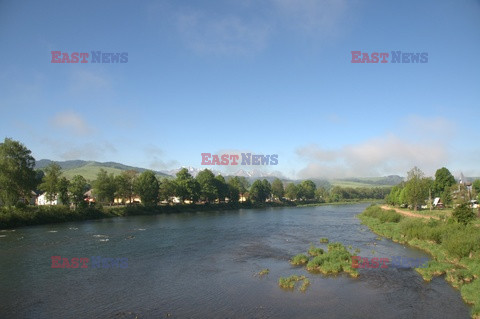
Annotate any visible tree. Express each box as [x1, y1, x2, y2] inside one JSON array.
[[271, 178, 284, 200], [404, 167, 429, 211], [452, 203, 476, 225], [262, 179, 272, 201], [134, 170, 159, 206], [159, 178, 177, 203], [69, 175, 88, 208], [0, 138, 36, 206], [214, 175, 228, 202], [115, 170, 138, 204], [298, 180, 316, 200], [39, 162, 62, 203], [315, 187, 328, 203], [94, 169, 116, 205], [58, 177, 70, 206], [175, 168, 200, 203], [228, 176, 249, 200], [285, 183, 298, 200], [250, 179, 269, 203], [473, 179, 480, 195], [433, 167, 456, 196], [196, 169, 218, 203]]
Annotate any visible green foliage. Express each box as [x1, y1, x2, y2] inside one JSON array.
[[298, 180, 316, 200], [175, 168, 200, 202], [319, 237, 329, 243], [94, 169, 116, 204], [285, 183, 298, 200], [249, 179, 271, 203], [196, 169, 218, 203], [69, 175, 88, 208], [361, 205, 403, 223], [271, 178, 284, 200], [291, 254, 309, 265], [278, 275, 308, 291], [308, 244, 324, 256], [158, 178, 177, 202], [305, 242, 357, 277], [473, 179, 480, 195], [135, 170, 159, 206], [39, 162, 62, 202], [58, 177, 70, 205], [115, 170, 138, 204], [433, 167, 456, 197], [452, 203, 476, 225], [257, 269, 269, 276], [404, 167, 429, 210], [0, 138, 37, 206]]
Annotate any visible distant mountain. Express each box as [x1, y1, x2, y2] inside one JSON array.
[[36, 159, 169, 181]]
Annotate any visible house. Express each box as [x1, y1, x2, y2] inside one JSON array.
[[37, 192, 59, 206], [433, 197, 445, 209]]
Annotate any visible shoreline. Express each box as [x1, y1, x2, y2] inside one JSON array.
[[0, 199, 380, 230]]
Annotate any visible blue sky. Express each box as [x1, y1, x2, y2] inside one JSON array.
[[1, 0, 479, 179]]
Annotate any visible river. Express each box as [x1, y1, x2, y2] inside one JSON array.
[[0, 204, 471, 318]]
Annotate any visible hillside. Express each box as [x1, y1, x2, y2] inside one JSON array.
[[36, 160, 169, 181]]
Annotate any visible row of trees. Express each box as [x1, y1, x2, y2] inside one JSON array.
[[386, 166, 480, 210], [0, 137, 393, 209]]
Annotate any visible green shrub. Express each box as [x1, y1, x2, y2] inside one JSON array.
[[308, 244, 324, 256], [452, 203, 476, 225], [291, 254, 309, 265], [319, 237, 329, 243]]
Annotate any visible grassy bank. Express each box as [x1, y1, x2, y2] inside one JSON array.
[[297, 199, 383, 208], [358, 205, 480, 318]]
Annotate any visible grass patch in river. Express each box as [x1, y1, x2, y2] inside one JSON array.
[[257, 268, 269, 276], [304, 242, 359, 277], [308, 244, 325, 257], [278, 275, 309, 292], [319, 237, 329, 243], [291, 254, 309, 265]]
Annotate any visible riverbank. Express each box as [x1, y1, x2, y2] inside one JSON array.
[[358, 205, 480, 318], [0, 199, 381, 230]]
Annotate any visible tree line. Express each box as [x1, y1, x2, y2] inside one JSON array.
[[385, 166, 480, 210], [0, 138, 391, 209]]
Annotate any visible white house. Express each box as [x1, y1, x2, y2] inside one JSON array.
[[37, 193, 59, 206]]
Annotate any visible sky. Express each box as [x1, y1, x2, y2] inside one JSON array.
[[1, 0, 479, 180]]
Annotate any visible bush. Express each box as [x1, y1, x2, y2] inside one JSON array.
[[361, 205, 402, 223], [308, 245, 324, 257], [452, 203, 476, 225], [291, 254, 309, 265]]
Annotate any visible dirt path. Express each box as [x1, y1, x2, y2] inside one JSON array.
[[380, 205, 440, 220]]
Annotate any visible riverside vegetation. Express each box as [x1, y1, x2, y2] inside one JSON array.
[[359, 205, 480, 318]]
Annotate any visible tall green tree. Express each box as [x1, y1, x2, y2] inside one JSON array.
[[298, 180, 316, 200], [285, 183, 298, 200], [115, 170, 138, 204], [94, 169, 116, 205], [175, 168, 200, 203], [315, 186, 328, 203], [39, 162, 62, 202], [262, 179, 272, 201], [271, 178, 285, 200], [135, 170, 159, 206], [433, 167, 456, 196], [69, 175, 88, 208], [58, 177, 70, 205], [250, 179, 269, 203], [159, 178, 177, 203], [214, 175, 228, 202], [196, 169, 218, 203], [228, 176, 249, 200], [472, 179, 480, 195], [0, 138, 36, 206], [404, 167, 429, 211]]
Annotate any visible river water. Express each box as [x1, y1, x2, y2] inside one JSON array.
[[0, 204, 471, 318]]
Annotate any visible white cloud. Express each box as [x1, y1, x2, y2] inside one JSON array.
[[51, 111, 93, 136], [296, 135, 449, 179]]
